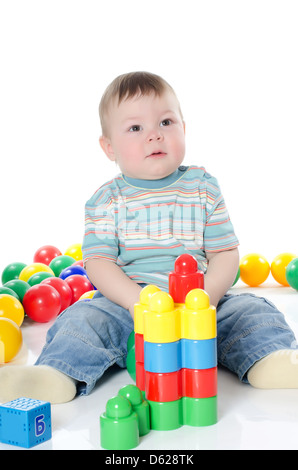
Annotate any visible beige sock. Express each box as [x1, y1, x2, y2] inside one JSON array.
[[0, 365, 77, 404], [247, 349, 298, 389]]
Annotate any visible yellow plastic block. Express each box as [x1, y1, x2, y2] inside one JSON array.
[[181, 289, 216, 340], [134, 285, 160, 334], [143, 291, 180, 343]]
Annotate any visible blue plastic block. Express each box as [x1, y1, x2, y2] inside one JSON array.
[[0, 397, 51, 448], [181, 338, 217, 369], [144, 340, 181, 373]]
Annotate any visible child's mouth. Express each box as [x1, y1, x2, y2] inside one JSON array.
[[147, 151, 166, 158]]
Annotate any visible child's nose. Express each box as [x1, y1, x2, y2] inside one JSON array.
[[147, 129, 163, 142]]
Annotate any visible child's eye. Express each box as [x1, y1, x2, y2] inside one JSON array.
[[129, 125, 142, 132], [160, 119, 172, 127]]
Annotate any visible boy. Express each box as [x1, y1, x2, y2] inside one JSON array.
[[0, 71, 297, 404]]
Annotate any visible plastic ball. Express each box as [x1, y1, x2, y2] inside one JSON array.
[[72, 260, 84, 267], [0, 317, 23, 363], [286, 258, 298, 290], [0, 286, 20, 300], [1, 262, 27, 284], [33, 245, 62, 265], [78, 290, 96, 301], [232, 267, 240, 286], [271, 253, 297, 286], [0, 294, 25, 327], [23, 284, 61, 323], [64, 275, 94, 304], [27, 271, 54, 286], [59, 265, 88, 280], [3, 280, 30, 303], [64, 243, 83, 261], [41, 277, 72, 313], [239, 253, 270, 287], [19, 263, 54, 283], [49, 255, 76, 277]]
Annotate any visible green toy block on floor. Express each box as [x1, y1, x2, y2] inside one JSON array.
[[100, 384, 150, 449], [118, 384, 150, 436], [100, 395, 139, 450]]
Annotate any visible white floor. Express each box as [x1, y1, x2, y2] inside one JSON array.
[[1, 280, 298, 451]]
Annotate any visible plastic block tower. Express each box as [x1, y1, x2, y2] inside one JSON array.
[[134, 254, 217, 430], [0, 397, 51, 448]]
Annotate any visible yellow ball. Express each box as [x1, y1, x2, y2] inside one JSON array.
[[271, 253, 297, 286], [0, 317, 23, 363], [64, 243, 83, 261], [239, 253, 270, 287], [19, 263, 54, 283], [185, 289, 210, 310], [0, 294, 25, 327], [79, 290, 96, 301]]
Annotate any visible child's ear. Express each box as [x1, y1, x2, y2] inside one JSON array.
[[99, 136, 116, 162]]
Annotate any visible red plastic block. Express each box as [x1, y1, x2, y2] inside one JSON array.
[[136, 362, 145, 392], [145, 370, 182, 402], [181, 367, 217, 398], [135, 333, 144, 363], [169, 254, 204, 303]]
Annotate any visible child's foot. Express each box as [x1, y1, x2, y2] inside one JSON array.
[[0, 365, 77, 404], [247, 349, 298, 389]]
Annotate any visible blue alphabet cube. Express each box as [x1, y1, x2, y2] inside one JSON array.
[[0, 397, 51, 448]]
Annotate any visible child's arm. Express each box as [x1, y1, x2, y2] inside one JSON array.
[[204, 248, 239, 307], [85, 258, 143, 318]]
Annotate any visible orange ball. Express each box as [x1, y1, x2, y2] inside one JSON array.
[[239, 253, 270, 287], [271, 253, 297, 286]]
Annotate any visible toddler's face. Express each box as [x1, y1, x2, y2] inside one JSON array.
[[100, 90, 186, 180]]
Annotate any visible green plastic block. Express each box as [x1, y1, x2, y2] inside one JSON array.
[[118, 384, 150, 436], [148, 399, 183, 430], [182, 396, 217, 426], [100, 396, 139, 450]]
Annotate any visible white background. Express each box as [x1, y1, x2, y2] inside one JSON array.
[[1, 0, 297, 270]]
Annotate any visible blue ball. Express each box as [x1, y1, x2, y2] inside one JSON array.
[[59, 265, 88, 280]]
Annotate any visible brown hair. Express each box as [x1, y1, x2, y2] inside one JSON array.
[[99, 71, 182, 137]]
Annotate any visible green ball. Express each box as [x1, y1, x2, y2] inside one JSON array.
[[1, 262, 27, 284], [286, 258, 298, 290], [232, 267, 240, 286], [49, 255, 76, 277], [3, 279, 31, 303], [0, 286, 20, 300], [27, 271, 54, 286]]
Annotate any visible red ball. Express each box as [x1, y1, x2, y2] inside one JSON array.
[[33, 245, 62, 266], [72, 260, 84, 267], [40, 277, 72, 313], [64, 274, 94, 304], [23, 284, 61, 322]]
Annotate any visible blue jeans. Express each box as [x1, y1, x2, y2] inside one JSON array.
[[35, 290, 296, 396]]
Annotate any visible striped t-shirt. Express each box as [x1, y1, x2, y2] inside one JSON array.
[[82, 165, 239, 290]]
